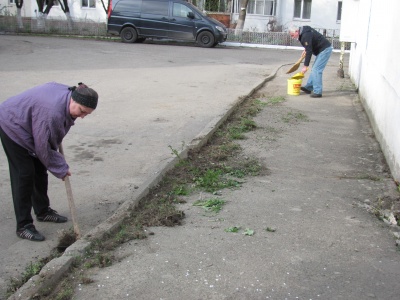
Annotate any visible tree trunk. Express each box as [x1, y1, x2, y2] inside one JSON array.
[[65, 12, 73, 30], [37, 12, 46, 30], [58, 0, 73, 30], [15, 0, 24, 29], [16, 8, 23, 29], [235, 0, 249, 35]]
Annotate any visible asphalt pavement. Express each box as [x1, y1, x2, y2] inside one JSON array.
[[2, 36, 400, 299]]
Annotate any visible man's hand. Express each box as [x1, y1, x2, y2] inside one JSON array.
[[62, 170, 71, 181], [301, 66, 308, 74]]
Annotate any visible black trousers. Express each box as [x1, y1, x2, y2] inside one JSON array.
[[0, 126, 50, 230]]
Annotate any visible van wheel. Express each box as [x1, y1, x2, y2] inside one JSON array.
[[121, 27, 138, 43], [197, 31, 215, 48]]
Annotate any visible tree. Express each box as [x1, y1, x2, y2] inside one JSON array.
[[15, 0, 23, 29], [235, 0, 249, 34], [35, 0, 73, 29], [57, 0, 73, 29], [99, 0, 111, 14]]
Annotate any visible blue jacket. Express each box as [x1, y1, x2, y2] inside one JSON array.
[[299, 26, 332, 66]]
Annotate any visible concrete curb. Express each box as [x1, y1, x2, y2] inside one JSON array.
[[8, 65, 282, 300]]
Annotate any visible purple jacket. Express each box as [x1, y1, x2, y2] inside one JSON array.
[[0, 82, 75, 179]]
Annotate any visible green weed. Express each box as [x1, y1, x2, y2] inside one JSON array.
[[115, 225, 128, 243], [193, 198, 226, 213], [194, 169, 240, 192], [227, 117, 257, 140], [282, 111, 309, 123], [54, 281, 74, 300], [245, 99, 267, 116], [171, 184, 190, 196], [225, 226, 241, 233], [7, 259, 49, 296], [267, 96, 286, 105], [169, 143, 188, 166], [265, 227, 277, 232], [243, 228, 255, 236]]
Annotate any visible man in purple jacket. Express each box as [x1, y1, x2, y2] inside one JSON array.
[[0, 82, 98, 241]]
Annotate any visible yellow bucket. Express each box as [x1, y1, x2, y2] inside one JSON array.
[[287, 72, 304, 96]]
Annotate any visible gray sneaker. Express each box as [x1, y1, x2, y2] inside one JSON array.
[[300, 87, 312, 94], [37, 208, 68, 223], [17, 224, 45, 241], [310, 92, 322, 98]]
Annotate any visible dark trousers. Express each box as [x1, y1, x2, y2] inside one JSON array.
[[0, 126, 50, 230]]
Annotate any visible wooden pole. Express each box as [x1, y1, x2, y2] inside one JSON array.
[[59, 143, 81, 239]]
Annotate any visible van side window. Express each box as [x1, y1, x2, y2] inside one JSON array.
[[172, 3, 193, 18], [142, 0, 169, 15], [114, 0, 141, 14]]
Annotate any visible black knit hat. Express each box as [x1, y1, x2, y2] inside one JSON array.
[[69, 83, 98, 109]]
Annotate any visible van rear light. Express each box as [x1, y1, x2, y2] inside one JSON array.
[[107, 0, 113, 19]]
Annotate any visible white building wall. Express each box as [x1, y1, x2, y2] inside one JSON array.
[[347, 0, 400, 181], [279, 0, 341, 31], [232, 0, 342, 32], [0, 0, 106, 21], [32, 0, 106, 21]]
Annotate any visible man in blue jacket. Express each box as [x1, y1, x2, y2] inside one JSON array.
[[0, 82, 98, 241], [289, 25, 333, 98]]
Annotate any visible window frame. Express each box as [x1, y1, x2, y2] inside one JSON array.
[[81, 0, 96, 9], [337, 1, 342, 23], [172, 2, 194, 18], [293, 0, 312, 20], [234, 0, 276, 16]]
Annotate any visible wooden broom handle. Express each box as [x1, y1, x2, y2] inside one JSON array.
[[59, 143, 81, 239]]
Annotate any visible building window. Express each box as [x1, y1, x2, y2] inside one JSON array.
[[337, 1, 342, 21], [205, 0, 228, 13], [234, 0, 276, 16], [82, 0, 96, 8], [294, 0, 312, 20], [248, 0, 275, 15], [9, 0, 15, 4]]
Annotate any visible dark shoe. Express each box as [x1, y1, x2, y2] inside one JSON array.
[[310, 92, 322, 98], [300, 87, 312, 94], [17, 224, 45, 241], [37, 207, 68, 223]]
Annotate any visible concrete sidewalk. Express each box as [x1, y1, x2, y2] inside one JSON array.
[[9, 53, 400, 299], [0, 36, 291, 299]]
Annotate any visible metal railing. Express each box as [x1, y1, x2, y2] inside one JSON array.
[[0, 16, 348, 50], [0, 16, 107, 36]]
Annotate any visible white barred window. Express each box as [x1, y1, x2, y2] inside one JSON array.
[[82, 0, 96, 8], [234, 0, 276, 16], [294, 0, 312, 20]]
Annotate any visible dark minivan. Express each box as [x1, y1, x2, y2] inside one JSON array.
[[107, 0, 228, 48]]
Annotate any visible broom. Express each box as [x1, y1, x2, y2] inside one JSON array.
[[286, 54, 306, 74], [59, 143, 81, 239]]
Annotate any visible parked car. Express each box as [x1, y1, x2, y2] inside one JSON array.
[[107, 0, 228, 48]]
